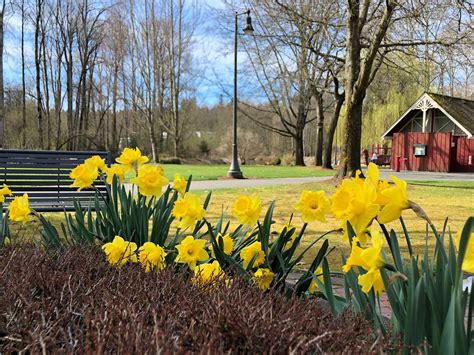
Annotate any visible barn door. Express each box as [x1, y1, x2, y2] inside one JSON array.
[[451, 136, 474, 172]]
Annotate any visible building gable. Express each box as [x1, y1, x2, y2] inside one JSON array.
[[382, 93, 473, 139]]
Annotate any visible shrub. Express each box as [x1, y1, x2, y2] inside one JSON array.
[[0, 246, 393, 353], [282, 153, 294, 166], [160, 157, 181, 164]]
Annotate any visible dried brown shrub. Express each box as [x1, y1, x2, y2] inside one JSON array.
[[0, 246, 393, 353]]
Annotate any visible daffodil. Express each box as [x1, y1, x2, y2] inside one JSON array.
[[85, 155, 107, 171], [331, 179, 355, 221], [358, 268, 384, 295], [192, 260, 226, 286], [70, 163, 99, 191], [8, 194, 30, 224], [209, 233, 234, 257], [332, 177, 379, 241], [175, 235, 209, 270], [294, 190, 330, 223], [309, 266, 324, 293], [253, 268, 275, 291], [342, 231, 385, 295], [105, 164, 128, 184], [172, 173, 187, 196], [377, 175, 410, 224], [130, 164, 169, 197], [102, 236, 138, 267], [115, 147, 149, 170], [456, 231, 474, 273], [172, 193, 206, 229], [232, 194, 261, 226], [240, 241, 265, 269], [0, 184, 12, 203], [138, 242, 167, 272], [365, 163, 379, 185]]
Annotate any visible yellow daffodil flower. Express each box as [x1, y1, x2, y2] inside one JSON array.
[[115, 147, 149, 170], [342, 231, 385, 295], [209, 233, 234, 257], [138, 242, 167, 272], [8, 194, 30, 224], [232, 194, 261, 226], [172, 173, 187, 196], [240, 241, 265, 269], [105, 164, 128, 184], [0, 184, 12, 203], [130, 164, 169, 197], [377, 175, 410, 224], [253, 268, 275, 291], [456, 231, 474, 273], [102, 236, 138, 267], [70, 163, 99, 191], [309, 266, 324, 293], [175, 235, 209, 270], [332, 177, 379, 241], [172, 193, 206, 229], [376, 179, 391, 206], [85, 155, 106, 172], [192, 260, 227, 286], [294, 190, 330, 223], [331, 179, 355, 221], [358, 268, 384, 295]]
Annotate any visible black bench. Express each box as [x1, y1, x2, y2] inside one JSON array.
[[0, 149, 112, 212]]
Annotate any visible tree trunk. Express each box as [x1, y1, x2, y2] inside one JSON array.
[[322, 93, 344, 169], [41, 26, 51, 150], [341, 97, 363, 176], [21, 0, 26, 148], [339, 0, 396, 177], [66, 44, 74, 150], [110, 60, 118, 152], [0, 1, 5, 148], [148, 113, 159, 162], [294, 131, 305, 166], [314, 93, 324, 166], [34, 2, 44, 150]]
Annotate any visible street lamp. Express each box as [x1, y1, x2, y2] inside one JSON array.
[[227, 10, 254, 179]]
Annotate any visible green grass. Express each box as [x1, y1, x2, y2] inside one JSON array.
[[126, 164, 335, 181]]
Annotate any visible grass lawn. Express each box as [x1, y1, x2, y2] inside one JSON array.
[[126, 164, 335, 181], [11, 179, 473, 270]]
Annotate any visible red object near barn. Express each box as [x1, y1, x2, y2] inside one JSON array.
[[382, 92, 474, 173]]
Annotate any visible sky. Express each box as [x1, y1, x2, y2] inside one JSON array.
[[2, 0, 254, 107]]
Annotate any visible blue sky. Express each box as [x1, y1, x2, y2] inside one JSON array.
[[2, 0, 254, 107]]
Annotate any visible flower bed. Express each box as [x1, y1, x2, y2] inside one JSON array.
[[0, 246, 394, 353], [0, 147, 472, 353]]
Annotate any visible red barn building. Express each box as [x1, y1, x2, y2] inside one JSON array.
[[382, 92, 474, 173]]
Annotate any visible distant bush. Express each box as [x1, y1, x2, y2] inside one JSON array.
[[0, 246, 392, 353], [160, 157, 181, 164], [255, 155, 281, 166], [282, 153, 294, 166], [271, 156, 282, 165]]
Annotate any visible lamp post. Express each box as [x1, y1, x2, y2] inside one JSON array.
[[227, 10, 254, 179]]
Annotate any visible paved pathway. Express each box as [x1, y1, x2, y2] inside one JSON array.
[[185, 169, 472, 191], [378, 169, 473, 182], [125, 169, 472, 192]]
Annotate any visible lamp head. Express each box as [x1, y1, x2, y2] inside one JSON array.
[[242, 10, 254, 35]]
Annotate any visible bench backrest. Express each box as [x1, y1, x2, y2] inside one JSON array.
[[0, 149, 112, 212]]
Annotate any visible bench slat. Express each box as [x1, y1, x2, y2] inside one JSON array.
[[0, 149, 112, 212]]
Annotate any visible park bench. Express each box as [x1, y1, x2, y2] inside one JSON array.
[[0, 149, 112, 212]]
